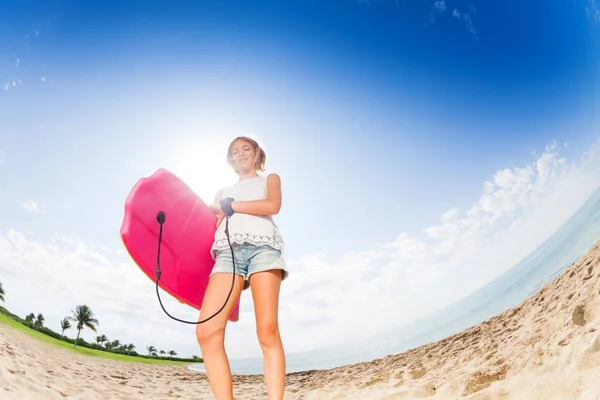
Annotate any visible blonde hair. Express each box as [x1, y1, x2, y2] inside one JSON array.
[[226, 136, 267, 173]]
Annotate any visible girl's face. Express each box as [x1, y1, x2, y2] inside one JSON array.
[[229, 140, 257, 173]]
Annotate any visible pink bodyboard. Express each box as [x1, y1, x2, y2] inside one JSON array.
[[120, 168, 240, 322]]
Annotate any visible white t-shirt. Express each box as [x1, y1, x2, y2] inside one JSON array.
[[211, 174, 284, 256]]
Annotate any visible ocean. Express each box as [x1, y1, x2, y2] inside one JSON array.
[[189, 186, 600, 375]]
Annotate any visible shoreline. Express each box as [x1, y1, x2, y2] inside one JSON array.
[[2, 240, 600, 398]]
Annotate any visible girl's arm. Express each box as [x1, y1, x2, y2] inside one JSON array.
[[231, 173, 282, 216], [211, 188, 226, 227]]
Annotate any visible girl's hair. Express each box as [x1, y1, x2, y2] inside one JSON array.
[[226, 136, 267, 173]]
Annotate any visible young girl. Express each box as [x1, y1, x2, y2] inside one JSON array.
[[196, 136, 288, 400]]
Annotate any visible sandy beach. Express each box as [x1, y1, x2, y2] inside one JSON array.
[[2, 241, 600, 399]]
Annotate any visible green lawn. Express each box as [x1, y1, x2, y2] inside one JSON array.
[[0, 312, 191, 365]]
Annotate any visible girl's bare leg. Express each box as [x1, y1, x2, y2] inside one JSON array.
[[249, 270, 285, 400], [196, 273, 245, 400]]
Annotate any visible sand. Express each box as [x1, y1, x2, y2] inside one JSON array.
[[2, 241, 600, 399]]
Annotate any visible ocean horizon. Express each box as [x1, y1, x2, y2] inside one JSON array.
[[189, 185, 600, 375]]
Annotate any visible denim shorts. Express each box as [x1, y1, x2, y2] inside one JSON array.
[[210, 243, 289, 290]]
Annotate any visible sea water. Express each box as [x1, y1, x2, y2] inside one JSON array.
[[189, 186, 600, 375]]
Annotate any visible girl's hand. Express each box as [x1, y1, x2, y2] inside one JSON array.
[[215, 212, 224, 228], [209, 203, 225, 227], [210, 189, 226, 228], [209, 203, 222, 215]]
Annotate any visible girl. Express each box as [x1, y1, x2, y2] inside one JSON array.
[[197, 136, 288, 400]]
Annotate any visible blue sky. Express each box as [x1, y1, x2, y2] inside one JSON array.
[[1, 0, 600, 360]]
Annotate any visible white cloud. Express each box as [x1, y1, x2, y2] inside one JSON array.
[[276, 139, 600, 350], [3, 78, 22, 91], [426, 0, 447, 25], [434, 0, 447, 13], [452, 8, 477, 38], [20, 200, 40, 214], [425, 1, 478, 35], [1, 139, 600, 363], [588, 0, 600, 23], [0, 230, 202, 358]]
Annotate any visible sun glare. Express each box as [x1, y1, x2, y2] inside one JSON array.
[[167, 137, 238, 204]]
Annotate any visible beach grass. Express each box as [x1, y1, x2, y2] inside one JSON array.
[[0, 312, 190, 365]]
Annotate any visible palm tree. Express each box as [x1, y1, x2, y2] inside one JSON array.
[[34, 313, 45, 330], [95, 334, 107, 346], [60, 318, 71, 339], [167, 350, 177, 360], [147, 345, 157, 356], [109, 342, 134, 354], [25, 313, 35, 323], [66, 305, 99, 349], [0, 280, 5, 302]]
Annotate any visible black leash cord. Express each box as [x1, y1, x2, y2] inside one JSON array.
[[153, 211, 237, 325]]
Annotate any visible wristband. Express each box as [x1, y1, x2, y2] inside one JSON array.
[[219, 197, 235, 217]]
